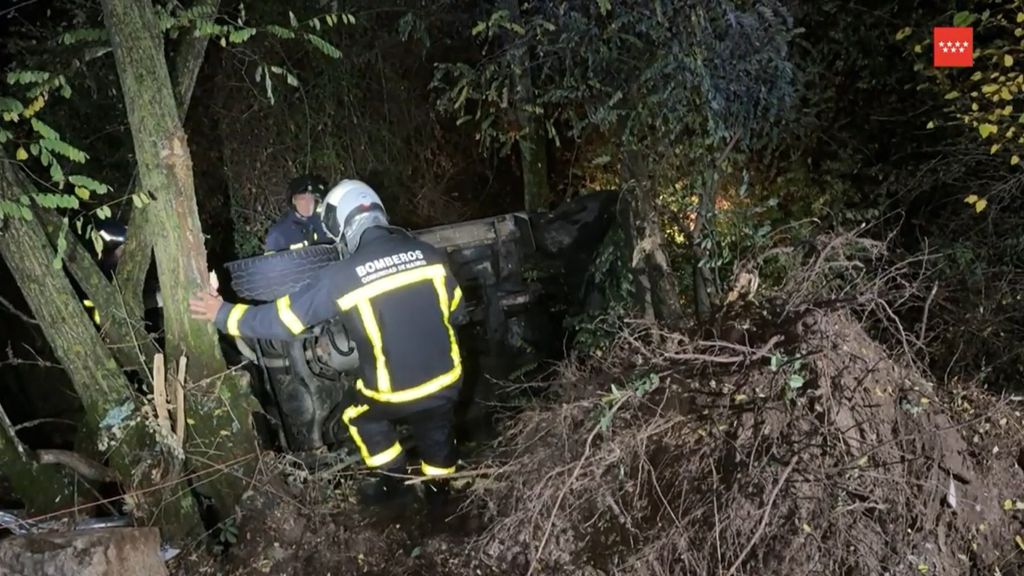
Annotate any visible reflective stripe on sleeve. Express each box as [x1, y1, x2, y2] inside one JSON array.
[[226, 304, 249, 336], [276, 295, 305, 335]]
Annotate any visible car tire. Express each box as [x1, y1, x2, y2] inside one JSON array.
[[224, 244, 341, 302]]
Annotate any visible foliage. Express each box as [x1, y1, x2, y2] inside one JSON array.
[[432, 0, 797, 168], [566, 225, 634, 353], [901, 1, 1024, 214], [0, 0, 352, 266]]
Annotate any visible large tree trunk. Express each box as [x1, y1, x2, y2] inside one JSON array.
[[618, 147, 683, 325], [0, 160, 201, 542], [115, 0, 221, 324], [503, 0, 551, 211], [101, 0, 258, 520]]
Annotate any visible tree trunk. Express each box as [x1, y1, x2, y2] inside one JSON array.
[[691, 177, 715, 322], [39, 213, 157, 373], [115, 0, 221, 323], [503, 0, 550, 211], [0, 403, 78, 515], [0, 160, 201, 543], [618, 147, 682, 325], [101, 0, 258, 520], [690, 136, 739, 323]]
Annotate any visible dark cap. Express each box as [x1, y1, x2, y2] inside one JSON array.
[[287, 174, 327, 200]]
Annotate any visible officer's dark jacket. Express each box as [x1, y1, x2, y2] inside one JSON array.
[[216, 227, 467, 405], [264, 210, 326, 253]]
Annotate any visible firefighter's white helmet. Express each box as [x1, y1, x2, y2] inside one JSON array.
[[318, 179, 389, 252]]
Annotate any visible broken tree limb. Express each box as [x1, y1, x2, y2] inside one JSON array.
[[174, 355, 187, 449], [152, 354, 172, 434], [36, 449, 116, 483]]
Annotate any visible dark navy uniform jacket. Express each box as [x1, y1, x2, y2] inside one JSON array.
[[216, 226, 467, 407], [264, 210, 327, 253]]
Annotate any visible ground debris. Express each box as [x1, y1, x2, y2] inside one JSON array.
[[170, 306, 1024, 576]]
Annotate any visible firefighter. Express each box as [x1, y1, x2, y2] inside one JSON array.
[[189, 179, 467, 509], [82, 219, 128, 325], [264, 173, 329, 253]]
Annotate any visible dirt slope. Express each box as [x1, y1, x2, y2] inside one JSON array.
[[172, 308, 1024, 576]]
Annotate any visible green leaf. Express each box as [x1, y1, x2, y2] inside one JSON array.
[[48, 161, 65, 185], [895, 27, 912, 41], [40, 138, 88, 163], [471, 20, 487, 36], [30, 117, 60, 140], [265, 25, 296, 39], [305, 33, 342, 59], [228, 27, 256, 43], [74, 186, 90, 200], [6, 69, 50, 85], [787, 374, 805, 389], [132, 194, 143, 207], [979, 123, 998, 138], [55, 227, 68, 260], [944, 90, 960, 99], [264, 67, 275, 105], [68, 175, 109, 195], [0, 97, 24, 115], [289, 11, 299, 27], [953, 11, 975, 28]]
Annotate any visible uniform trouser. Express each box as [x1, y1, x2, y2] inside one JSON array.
[[342, 397, 457, 478]]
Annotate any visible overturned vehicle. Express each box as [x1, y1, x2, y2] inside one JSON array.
[[220, 191, 619, 454]]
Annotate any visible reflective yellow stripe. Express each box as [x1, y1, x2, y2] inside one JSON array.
[[367, 442, 403, 467], [450, 286, 462, 312], [82, 300, 100, 325], [226, 304, 249, 336], [421, 462, 456, 476], [276, 295, 304, 335], [289, 241, 308, 250], [356, 300, 390, 393], [337, 264, 448, 309], [337, 264, 462, 404], [342, 404, 403, 468]]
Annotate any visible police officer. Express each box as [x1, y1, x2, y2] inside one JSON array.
[[264, 174, 329, 253], [190, 179, 467, 509]]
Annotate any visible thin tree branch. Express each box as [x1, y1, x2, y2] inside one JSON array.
[[0, 294, 38, 325]]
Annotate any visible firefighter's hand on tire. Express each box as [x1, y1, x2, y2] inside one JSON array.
[[189, 289, 224, 322]]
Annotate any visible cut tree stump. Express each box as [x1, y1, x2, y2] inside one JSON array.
[[0, 527, 168, 576]]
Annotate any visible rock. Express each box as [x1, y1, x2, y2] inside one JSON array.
[[0, 527, 168, 576]]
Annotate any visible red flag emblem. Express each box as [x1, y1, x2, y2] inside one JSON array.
[[933, 27, 973, 67]]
